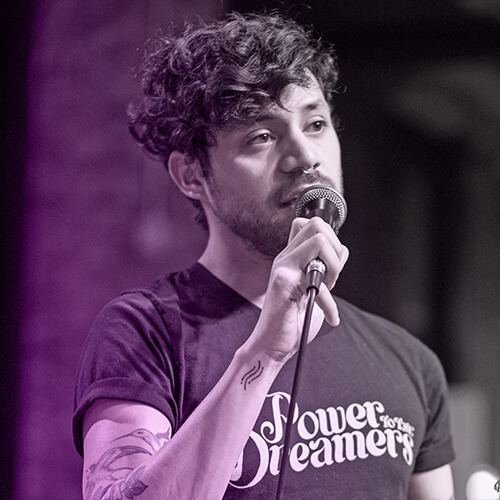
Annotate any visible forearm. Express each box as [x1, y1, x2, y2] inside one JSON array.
[[87, 344, 283, 500]]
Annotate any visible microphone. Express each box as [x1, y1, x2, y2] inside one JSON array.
[[276, 186, 347, 500], [294, 185, 347, 291]]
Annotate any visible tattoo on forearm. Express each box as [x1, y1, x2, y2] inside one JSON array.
[[241, 360, 264, 390], [85, 428, 170, 500]]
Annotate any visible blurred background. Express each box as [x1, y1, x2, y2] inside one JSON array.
[[2, 0, 499, 498]]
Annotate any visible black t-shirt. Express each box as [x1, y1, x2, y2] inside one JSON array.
[[74, 263, 454, 499]]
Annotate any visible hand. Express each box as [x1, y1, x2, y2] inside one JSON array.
[[249, 216, 349, 364]]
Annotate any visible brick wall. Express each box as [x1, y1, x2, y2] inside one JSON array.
[[17, 1, 220, 498]]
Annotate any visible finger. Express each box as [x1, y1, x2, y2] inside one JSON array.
[[302, 227, 348, 290], [315, 283, 340, 326], [285, 233, 347, 290], [324, 245, 349, 290], [301, 217, 344, 260], [288, 217, 344, 261], [288, 217, 309, 244]]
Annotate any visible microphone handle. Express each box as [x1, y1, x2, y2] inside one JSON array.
[[306, 258, 326, 292]]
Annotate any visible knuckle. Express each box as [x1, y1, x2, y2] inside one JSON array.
[[309, 216, 326, 230], [271, 266, 292, 287], [312, 232, 329, 248], [292, 217, 307, 228]]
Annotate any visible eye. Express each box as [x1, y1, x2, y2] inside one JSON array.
[[248, 132, 274, 145], [307, 120, 328, 133]]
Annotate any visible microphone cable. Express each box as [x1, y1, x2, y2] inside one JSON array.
[[274, 185, 346, 499], [275, 262, 324, 500]]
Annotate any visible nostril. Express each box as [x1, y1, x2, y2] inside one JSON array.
[[302, 162, 320, 174]]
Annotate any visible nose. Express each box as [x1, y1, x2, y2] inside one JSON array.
[[280, 131, 320, 174]]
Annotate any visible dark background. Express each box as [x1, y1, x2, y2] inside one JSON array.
[[3, 0, 499, 498]]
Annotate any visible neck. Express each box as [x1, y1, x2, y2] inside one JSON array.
[[198, 226, 274, 308]]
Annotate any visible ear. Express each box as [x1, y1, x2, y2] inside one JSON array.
[[168, 151, 208, 201]]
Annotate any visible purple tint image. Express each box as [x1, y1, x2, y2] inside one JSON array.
[[8, 1, 500, 499]]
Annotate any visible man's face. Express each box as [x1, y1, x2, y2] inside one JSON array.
[[203, 78, 343, 259]]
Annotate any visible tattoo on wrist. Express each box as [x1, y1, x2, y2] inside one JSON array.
[[241, 360, 264, 390]]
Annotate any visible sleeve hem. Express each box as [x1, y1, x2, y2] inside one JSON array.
[[412, 436, 455, 473]]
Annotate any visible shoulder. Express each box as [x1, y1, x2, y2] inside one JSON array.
[[335, 296, 444, 374], [337, 296, 426, 344], [85, 263, 222, 353], [92, 266, 197, 330]]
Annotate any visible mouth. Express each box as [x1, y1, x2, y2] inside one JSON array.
[[279, 197, 298, 208], [279, 184, 325, 207]]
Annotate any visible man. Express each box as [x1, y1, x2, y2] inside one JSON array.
[[73, 11, 455, 499]]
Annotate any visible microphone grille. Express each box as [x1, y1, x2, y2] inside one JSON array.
[[295, 185, 347, 230]]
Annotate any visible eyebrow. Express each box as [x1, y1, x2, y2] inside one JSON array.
[[255, 99, 327, 123]]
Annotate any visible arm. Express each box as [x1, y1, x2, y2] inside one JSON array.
[[82, 217, 349, 500], [82, 341, 283, 500], [408, 464, 454, 500]]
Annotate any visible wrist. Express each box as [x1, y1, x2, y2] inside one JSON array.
[[235, 339, 285, 381]]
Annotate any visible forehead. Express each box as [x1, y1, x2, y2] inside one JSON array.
[[256, 81, 330, 122]]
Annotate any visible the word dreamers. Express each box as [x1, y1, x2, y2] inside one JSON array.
[[230, 392, 415, 489]]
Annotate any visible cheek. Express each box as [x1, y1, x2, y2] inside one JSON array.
[[323, 134, 342, 168], [211, 155, 268, 186], [212, 173, 270, 208], [328, 132, 341, 156], [231, 169, 273, 197]]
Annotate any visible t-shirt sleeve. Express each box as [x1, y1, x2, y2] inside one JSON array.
[[72, 291, 180, 456], [413, 348, 455, 472]]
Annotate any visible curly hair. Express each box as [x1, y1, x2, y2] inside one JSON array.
[[129, 11, 340, 227]]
